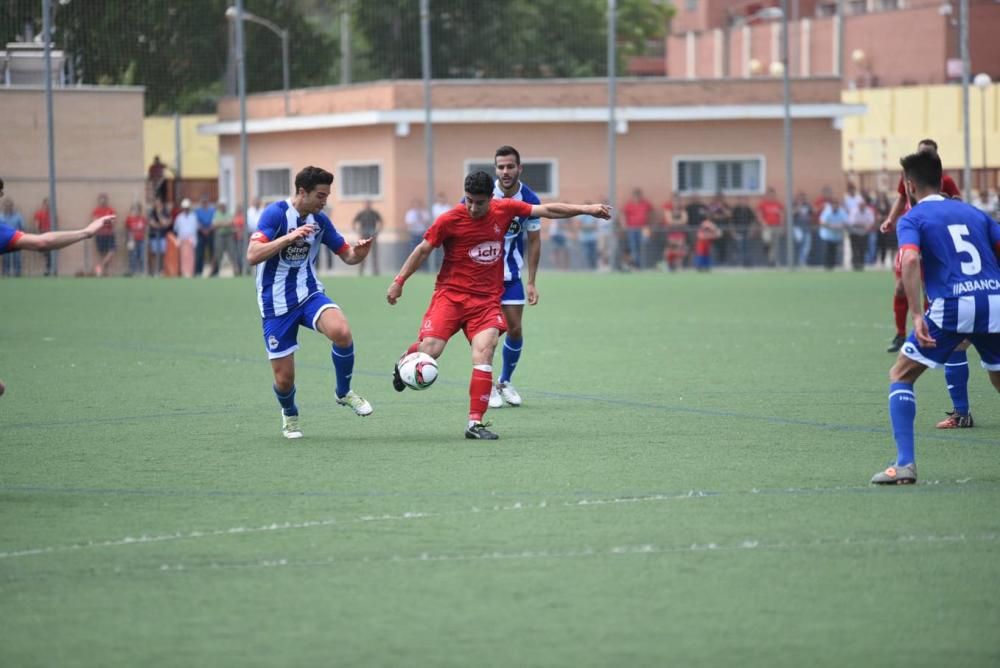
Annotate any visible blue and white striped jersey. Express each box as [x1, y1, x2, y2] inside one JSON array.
[[493, 180, 541, 282], [252, 200, 348, 318], [897, 194, 1000, 334]]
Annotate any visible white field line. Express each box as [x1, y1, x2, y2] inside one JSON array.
[[0, 491, 713, 561], [158, 531, 998, 573]]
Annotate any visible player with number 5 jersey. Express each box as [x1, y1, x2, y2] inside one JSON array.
[[871, 150, 1000, 486]]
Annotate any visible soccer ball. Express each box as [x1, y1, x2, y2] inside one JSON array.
[[397, 352, 439, 390]]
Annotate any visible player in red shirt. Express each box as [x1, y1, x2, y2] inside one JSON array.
[[880, 139, 961, 353], [386, 171, 610, 440]]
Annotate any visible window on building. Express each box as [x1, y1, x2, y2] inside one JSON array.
[[816, 2, 838, 17], [876, 0, 900, 10], [256, 167, 291, 201], [685, 0, 698, 11], [464, 159, 558, 198], [675, 157, 763, 195], [338, 163, 382, 199], [847, 0, 867, 14]]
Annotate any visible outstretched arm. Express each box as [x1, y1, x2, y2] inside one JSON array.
[[530, 202, 611, 220], [387, 240, 434, 305], [12, 215, 113, 252]]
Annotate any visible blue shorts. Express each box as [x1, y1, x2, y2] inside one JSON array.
[[694, 254, 711, 270], [261, 292, 338, 360], [500, 279, 525, 306], [902, 317, 1000, 371]]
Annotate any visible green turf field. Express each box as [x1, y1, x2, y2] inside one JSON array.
[[1, 271, 998, 667]]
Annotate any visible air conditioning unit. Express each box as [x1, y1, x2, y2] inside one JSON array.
[[2, 42, 66, 86]]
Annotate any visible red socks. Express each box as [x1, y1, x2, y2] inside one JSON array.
[[468, 367, 493, 422], [893, 294, 908, 337]]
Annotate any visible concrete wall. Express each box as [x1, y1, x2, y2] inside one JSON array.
[[0, 86, 145, 276]]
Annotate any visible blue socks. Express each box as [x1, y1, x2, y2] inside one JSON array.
[[331, 342, 355, 398], [944, 350, 970, 415], [499, 336, 522, 384], [274, 384, 298, 416], [888, 382, 916, 466]]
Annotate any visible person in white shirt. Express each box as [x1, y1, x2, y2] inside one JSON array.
[[246, 197, 263, 234], [847, 194, 875, 271], [173, 198, 199, 278]]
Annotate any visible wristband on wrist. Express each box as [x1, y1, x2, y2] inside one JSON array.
[[393, 275, 406, 286]]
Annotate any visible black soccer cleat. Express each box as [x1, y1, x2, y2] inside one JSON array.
[[887, 334, 905, 353], [392, 362, 406, 392], [465, 422, 499, 440]]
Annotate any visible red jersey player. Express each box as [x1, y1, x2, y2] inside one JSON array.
[[879, 139, 961, 353], [386, 171, 610, 440]]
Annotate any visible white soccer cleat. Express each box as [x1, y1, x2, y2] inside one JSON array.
[[488, 384, 504, 409], [497, 381, 522, 407], [281, 413, 303, 439], [337, 389, 374, 416]]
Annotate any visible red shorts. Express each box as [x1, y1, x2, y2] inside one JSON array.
[[419, 289, 507, 343]]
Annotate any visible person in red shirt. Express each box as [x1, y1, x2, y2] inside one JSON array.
[[387, 171, 610, 440], [756, 187, 785, 267], [622, 188, 652, 269], [693, 219, 723, 272], [879, 139, 962, 353], [124, 202, 147, 276], [32, 198, 53, 275], [91, 193, 117, 277], [662, 194, 689, 271]]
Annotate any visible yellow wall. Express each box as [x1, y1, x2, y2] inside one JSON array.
[[144, 115, 218, 180], [842, 84, 999, 173]]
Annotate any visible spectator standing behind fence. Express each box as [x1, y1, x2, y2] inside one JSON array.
[[873, 190, 894, 267], [31, 198, 53, 275], [92, 193, 117, 277], [662, 193, 689, 271], [705, 193, 731, 265], [232, 203, 247, 274], [147, 155, 170, 202], [352, 200, 383, 276], [729, 195, 757, 267], [212, 201, 242, 276], [405, 198, 430, 262], [124, 202, 147, 276], [818, 193, 848, 270], [576, 204, 600, 270], [246, 198, 263, 236], [622, 188, 652, 270], [174, 198, 198, 278], [693, 218, 723, 272], [0, 198, 25, 277], [147, 197, 171, 276], [791, 192, 814, 267], [194, 196, 217, 277], [548, 216, 571, 270], [847, 195, 875, 271], [756, 187, 785, 267]]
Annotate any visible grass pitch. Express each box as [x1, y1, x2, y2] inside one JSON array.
[[1, 270, 998, 667]]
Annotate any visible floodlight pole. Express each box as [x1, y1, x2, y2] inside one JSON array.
[[607, 0, 618, 271], [421, 0, 434, 242], [960, 0, 971, 191], [235, 0, 249, 264], [781, 0, 794, 270], [43, 0, 60, 274]]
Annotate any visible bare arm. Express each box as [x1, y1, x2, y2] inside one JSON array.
[[387, 240, 434, 305], [12, 215, 112, 252], [530, 202, 611, 220], [246, 224, 315, 266], [899, 247, 932, 347], [525, 229, 541, 305], [337, 237, 373, 265], [880, 194, 907, 233]]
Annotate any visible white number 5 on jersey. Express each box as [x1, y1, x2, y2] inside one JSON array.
[[947, 224, 982, 276]]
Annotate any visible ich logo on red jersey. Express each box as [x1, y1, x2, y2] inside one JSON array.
[[468, 241, 502, 265]]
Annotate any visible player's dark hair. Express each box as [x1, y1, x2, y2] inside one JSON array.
[[900, 151, 943, 191], [0, 177, 4, 192], [294, 166, 334, 194], [494, 145, 521, 165], [464, 170, 494, 196], [917, 138, 938, 153]]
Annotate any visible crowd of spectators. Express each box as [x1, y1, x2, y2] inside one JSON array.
[[541, 185, 1000, 272]]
